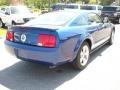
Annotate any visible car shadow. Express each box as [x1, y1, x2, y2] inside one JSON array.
[[0, 61, 80, 90], [88, 44, 110, 64], [0, 44, 110, 90]]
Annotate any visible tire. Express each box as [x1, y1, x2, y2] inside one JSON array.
[[12, 21, 16, 26], [72, 42, 90, 70], [108, 30, 115, 45], [0, 19, 3, 28]]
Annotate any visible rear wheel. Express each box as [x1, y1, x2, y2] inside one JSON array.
[[72, 42, 90, 70]]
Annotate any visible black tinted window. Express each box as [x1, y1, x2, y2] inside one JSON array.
[[102, 7, 117, 11], [65, 5, 78, 9], [80, 6, 96, 10]]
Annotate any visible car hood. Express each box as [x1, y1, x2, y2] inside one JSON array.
[[11, 13, 38, 18]]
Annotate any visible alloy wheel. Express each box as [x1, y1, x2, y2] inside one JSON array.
[[80, 45, 90, 66]]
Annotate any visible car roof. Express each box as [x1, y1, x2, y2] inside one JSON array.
[[81, 4, 102, 6], [103, 6, 120, 8], [66, 3, 82, 5], [54, 9, 94, 15]]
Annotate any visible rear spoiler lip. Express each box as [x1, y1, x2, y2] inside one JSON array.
[[11, 25, 59, 31]]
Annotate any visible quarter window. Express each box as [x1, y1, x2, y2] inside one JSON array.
[[88, 13, 102, 24], [71, 15, 88, 26]]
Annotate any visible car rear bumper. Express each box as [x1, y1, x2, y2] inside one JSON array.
[[5, 41, 70, 66]]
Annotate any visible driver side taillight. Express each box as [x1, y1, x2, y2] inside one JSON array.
[[6, 31, 14, 41]]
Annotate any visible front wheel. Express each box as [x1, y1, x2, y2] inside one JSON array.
[[108, 30, 115, 45], [72, 42, 90, 70], [0, 19, 3, 28], [12, 21, 16, 26]]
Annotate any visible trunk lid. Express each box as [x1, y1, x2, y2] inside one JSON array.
[[12, 26, 59, 47]]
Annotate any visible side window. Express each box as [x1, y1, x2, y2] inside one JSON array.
[[88, 13, 102, 24], [11, 7, 18, 14], [71, 15, 88, 26], [1, 8, 6, 12], [5, 8, 10, 15]]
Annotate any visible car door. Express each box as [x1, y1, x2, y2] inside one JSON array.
[[88, 13, 111, 47], [93, 14, 111, 41], [88, 13, 102, 44]]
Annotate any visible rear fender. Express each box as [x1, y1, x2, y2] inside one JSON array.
[[72, 34, 92, 61]]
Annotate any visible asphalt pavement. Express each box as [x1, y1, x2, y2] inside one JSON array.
[[0, 25, 120, 90]]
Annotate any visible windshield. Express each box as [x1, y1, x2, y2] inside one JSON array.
[[25, 11, 78, 26], [11, 6, 30, 14], [102, 7, 117, 11], [80, 6, 96, 10]]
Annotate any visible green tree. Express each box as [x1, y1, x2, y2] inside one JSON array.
[[100, 0, 114, 5], [0, 0, 10, 5]]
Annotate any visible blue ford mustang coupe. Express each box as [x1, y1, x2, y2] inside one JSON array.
[[5, 10, 115, 70]]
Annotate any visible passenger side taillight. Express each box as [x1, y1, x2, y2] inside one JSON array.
[[37, 34, 56, 48], [6, 31, 14, 41]]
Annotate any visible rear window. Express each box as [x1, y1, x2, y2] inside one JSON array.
[[25, 11, 78, 26], [102, 7, 117, 11], [80, 6, 96, 10]]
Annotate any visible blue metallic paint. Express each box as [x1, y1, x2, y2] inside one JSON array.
[[5, 11, 114, 67]]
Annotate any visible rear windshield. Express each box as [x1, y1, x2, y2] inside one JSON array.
[[102, 7, 117, 11], [25, 11, 78, 26], [80, 6, 96, 10]]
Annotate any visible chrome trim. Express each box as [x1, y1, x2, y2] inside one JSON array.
[[91, 36, 110, 50]]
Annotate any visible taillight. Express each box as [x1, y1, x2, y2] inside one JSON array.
[[6, 31, 14, 41], [37, 34, 56, 48]]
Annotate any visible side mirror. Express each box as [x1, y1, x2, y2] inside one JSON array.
[[103, 17, 109, 23]]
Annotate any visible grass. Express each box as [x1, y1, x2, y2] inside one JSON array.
[[0, 28, 7, 37]]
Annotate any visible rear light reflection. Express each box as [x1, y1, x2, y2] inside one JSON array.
[[6, 31, 14, 41], [37, 34, 56, 48]]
